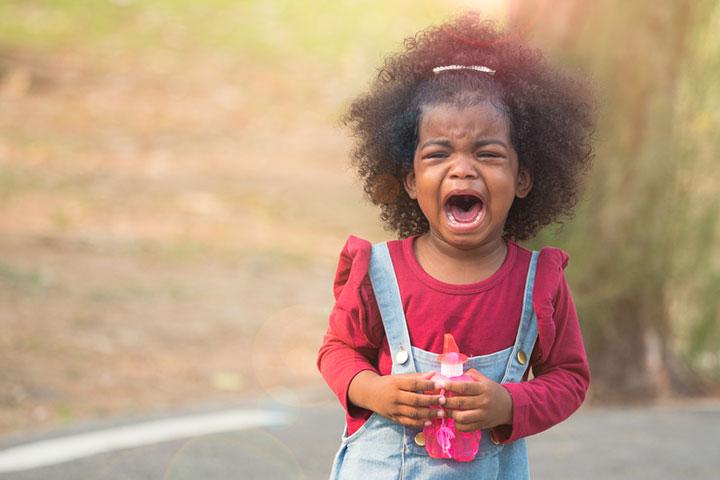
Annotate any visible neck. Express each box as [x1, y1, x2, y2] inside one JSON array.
[[414, 232, 508, 285]]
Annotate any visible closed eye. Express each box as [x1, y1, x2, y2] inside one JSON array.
[[477, 151, 503, 159]]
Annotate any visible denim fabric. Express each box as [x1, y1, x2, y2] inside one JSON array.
[[329, 243, 539, 479]]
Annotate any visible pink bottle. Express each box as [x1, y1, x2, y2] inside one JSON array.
[[423, 333, 481, 462]]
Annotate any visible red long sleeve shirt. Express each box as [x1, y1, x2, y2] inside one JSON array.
[[317, 235, 590, 442]]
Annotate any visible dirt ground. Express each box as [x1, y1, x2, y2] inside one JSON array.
[[0, 44, 386, 435]]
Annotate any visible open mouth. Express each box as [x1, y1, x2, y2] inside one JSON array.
[[445, 194, 484, 225]]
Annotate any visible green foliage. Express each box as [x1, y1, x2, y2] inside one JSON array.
[[0, 0, 455, 65], [673, 1, 720, 375], [529, 0, 720, 391]]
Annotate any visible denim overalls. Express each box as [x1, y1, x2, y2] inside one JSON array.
[[329, 242, 540, 480]]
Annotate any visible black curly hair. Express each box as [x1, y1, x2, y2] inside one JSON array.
[[344, 13, 594, 241]]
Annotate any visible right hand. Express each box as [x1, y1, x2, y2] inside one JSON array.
[[348, 370, 443, 429]]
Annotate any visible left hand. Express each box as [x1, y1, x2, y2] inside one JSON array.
[[440, 368, 513, 432]]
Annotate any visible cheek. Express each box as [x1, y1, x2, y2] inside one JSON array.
[[412, 184, 440, 216], [488, 172, 521, 206]]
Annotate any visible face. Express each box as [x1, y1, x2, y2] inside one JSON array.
[[404, 101, 532, 251]]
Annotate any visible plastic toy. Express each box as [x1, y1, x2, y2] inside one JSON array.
[[423, 333, 481, 462]]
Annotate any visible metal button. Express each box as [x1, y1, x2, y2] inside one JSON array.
[[490, 431, 501, 445], [414, 431, 426, 447], [516, 350, 527, 365], [395, 348, 409, 365]]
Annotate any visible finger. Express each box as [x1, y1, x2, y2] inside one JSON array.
[[448, 409, 486, 431], [443, 379, 484, 396], [453, 420, 484, 432], [393, 405, 437, 422], [397, 390, 442, 408], [449, 408, 484, 424], [464, 368, 489, 382], [397, 374, 438, 393], [443, 394, 483, 411]]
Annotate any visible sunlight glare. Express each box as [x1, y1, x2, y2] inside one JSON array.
[[448, 0, 510, 21]]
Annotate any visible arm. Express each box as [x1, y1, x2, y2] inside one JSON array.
[[316, 236, 382, 418], [349, 370, 441, 429], [320, 301, 443, 427], [491, 273, 590, 442], [317, 303, 381, 418], [317, 236, 442, 426], [444, 251, 590, 441]]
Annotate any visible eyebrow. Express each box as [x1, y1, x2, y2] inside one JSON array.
[[473, 139, 508, 149], [418, 138, 509, 150]]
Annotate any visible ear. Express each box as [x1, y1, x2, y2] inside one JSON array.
[[516, 168, 533, 199], [403, 170, 418, 200]]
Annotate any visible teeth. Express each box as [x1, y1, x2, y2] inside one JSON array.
[[446, 209, 482, 225]]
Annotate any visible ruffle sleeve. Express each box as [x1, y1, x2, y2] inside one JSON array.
[[317, 235, 384, 418], [532, 247, 570, 362]]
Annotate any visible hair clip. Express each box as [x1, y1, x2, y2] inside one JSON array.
[[432, 65, 496, 75]]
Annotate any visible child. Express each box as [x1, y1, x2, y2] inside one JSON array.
[[317, 13, 593, 479]]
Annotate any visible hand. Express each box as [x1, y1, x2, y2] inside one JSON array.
[[348, 370, 443, 429], [441, 368, 513, 432]]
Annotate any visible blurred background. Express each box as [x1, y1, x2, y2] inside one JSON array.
[[0, 0, 719, 454]]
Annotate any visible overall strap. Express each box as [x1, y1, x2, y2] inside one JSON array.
[[500, 250, 540, 383], [368, 242, 417, 374]]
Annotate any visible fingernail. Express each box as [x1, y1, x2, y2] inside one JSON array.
[[438, 395, 446, 405], [424, 420, 432, 427], [435, 380, 446, 389], [437, 409, 445, 418]]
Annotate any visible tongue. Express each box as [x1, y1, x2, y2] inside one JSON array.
[[450, 202, 481, 223]]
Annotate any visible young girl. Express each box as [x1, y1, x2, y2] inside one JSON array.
[[317, 13, 593, 479]]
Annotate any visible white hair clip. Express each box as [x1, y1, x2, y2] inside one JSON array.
[[432, 65, 496, 75]]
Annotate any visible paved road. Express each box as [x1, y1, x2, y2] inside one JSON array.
[[0, 390, 718, 479]]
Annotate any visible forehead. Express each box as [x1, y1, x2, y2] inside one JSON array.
[[417, 102, 510, 141]]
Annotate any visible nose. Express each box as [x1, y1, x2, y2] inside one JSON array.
[[448, 154, 478, 179]]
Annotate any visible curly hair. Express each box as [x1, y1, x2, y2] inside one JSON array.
[[344, 13, 595, 241]]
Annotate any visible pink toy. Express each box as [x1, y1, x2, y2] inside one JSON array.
[[423, 333, 481, 462]]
